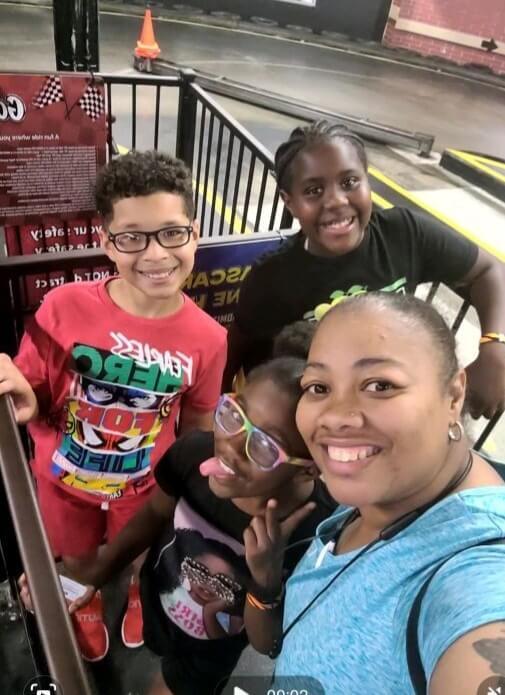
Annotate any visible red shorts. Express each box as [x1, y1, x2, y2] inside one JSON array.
[[36, 476, 154, 558]]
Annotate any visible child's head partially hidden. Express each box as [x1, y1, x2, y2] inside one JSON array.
[[275, 120, 373, 258], [95, 150, 199, 317], [272, 320, 317, 361], [200, 356, 317, 502]]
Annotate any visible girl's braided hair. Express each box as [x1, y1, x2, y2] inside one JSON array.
[[274, 120, 368, 192]]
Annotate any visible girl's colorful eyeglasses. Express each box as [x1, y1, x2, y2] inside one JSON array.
[[214, 394, 312, 471]]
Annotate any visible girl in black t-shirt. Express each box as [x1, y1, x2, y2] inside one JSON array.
[[224, 120, 505, 421], [21, 356, 335, 695]]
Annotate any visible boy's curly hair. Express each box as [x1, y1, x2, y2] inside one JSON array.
[[95, 150, 195, 220]]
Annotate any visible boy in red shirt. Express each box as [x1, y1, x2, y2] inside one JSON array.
[[0, 151, 227, 661]]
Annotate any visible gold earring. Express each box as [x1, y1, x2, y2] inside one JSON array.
[[448, 421, 464, 442]]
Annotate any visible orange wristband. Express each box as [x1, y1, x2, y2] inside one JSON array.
[[246, 587, 284, 611], [480, 333, 505, 345]]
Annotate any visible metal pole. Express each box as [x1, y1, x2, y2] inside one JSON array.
[[53, 0, 99, 72], [176, 69, 198, 170], [53, 0, 75, 71]]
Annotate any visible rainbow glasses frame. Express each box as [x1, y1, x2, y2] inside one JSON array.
[[214, 393, 312, 471]]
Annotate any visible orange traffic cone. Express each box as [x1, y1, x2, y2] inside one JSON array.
[[134, 8, 161, 60]]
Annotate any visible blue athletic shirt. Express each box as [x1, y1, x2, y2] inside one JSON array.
[[274, 487, 505, 694]]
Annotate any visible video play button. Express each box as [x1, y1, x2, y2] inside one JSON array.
[[218, 675, 324, 694]]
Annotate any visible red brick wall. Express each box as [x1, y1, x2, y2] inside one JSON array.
[[383, 0, 505, 75]]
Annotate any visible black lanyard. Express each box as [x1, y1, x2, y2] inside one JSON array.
[[269, 451, 474, 658]]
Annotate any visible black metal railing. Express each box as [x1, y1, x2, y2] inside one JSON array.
[[4, 69, 292, 251], [153, 60, 435, 157], [102, 72, 182, 159], [188, 81, 290, 236]]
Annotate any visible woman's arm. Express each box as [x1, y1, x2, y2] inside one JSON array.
[[457, 247, 505, 419], [430, 621, 505, 694], [202, 599, 230, 639]]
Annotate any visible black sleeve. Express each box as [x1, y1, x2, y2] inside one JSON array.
[[154, 431, 213, 498], [408, 209, 478, 285]]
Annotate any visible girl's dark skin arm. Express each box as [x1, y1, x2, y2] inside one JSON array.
[[243, 499, 315, 655], [71, 486, 176, 609], [202, 598, 232, 639], [457, 248, 505, 419], [19, 484, 176, 613]]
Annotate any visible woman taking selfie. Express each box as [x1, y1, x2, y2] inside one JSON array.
[[245, 293, 505, 694]]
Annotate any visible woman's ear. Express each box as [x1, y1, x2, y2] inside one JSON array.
[[448, 368, 467, 422]]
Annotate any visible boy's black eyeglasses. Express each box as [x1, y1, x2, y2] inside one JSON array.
[[107, 226, 193, 253]]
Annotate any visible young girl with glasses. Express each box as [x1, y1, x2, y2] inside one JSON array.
[[21, 356, 335, 695]]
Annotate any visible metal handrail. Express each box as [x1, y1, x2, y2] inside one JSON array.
[[100, 72, 181, 87], [153, 60, 435, 157], [0, 396, 92, 695], [0, 66, 434, 158], [190, 83, 276, 168]]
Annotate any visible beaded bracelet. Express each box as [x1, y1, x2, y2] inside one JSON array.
[[480, 332, 505, 345]]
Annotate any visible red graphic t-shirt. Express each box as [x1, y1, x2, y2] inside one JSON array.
[[15, 279, 227, 501]]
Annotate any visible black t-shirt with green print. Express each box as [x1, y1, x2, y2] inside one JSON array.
[[235, 207, 478, 372]]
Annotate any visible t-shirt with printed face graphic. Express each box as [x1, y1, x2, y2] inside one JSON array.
[[15, 279, 227, 501], [235, 208, 478, 373], [140, 430, 336, 665]]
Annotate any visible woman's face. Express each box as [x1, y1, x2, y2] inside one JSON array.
[[209, 378, 310, 499], [296, 306, 466, 509]]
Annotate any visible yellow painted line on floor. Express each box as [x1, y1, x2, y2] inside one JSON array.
[[448, 149, 505, 185], [473, 154, 505, 172], [196, 181, 251, 234], [371, 191, 394, 210], [368, 164, 505, 263], [484, 437, 498, 455]]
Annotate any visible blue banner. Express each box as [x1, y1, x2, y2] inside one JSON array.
[[184, 232, 288, 327]]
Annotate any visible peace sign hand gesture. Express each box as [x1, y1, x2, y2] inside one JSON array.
[[243, 498, 316, 597]]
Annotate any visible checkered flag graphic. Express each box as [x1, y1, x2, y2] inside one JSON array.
[[33, 75, 64, 109], [79, 84, 105, 121]]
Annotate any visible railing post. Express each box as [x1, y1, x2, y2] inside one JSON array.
[[0, 276, 19, 357], [280, 207, 293, 229], [176, 69, 198, 170]]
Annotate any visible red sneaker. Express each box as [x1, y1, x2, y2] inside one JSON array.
[[72, 591, 109, 662], [121, 580, 144, 648]]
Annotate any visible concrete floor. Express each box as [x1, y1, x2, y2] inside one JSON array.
[[1, 2, 505, 156]]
